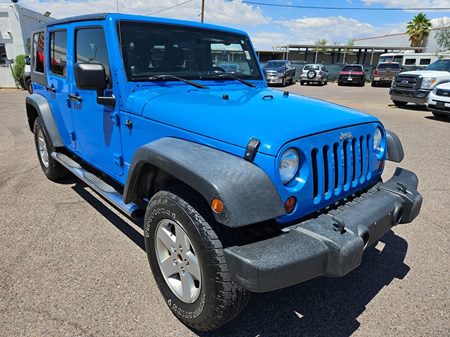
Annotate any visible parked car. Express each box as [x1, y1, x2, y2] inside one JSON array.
[[338, 64, 366, 86], [426, 82, 450, 119], [26, 13, 422, 332], [23, 55, 32, 94], [262, 60, 296, 86], [371, 62, 402, 87], [300, 64, 328, 85], [390, 58, 450, 107]]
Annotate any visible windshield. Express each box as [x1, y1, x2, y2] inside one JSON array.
[[266, 61, 286, 68], [303, 65, 320, 70], [425, 59, 450, 71], [118, 21, 262, 81]]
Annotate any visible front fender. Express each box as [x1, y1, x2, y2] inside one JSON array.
[[123, 138, 285, 227]]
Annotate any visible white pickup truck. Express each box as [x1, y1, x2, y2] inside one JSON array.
[[389, 58, 450, 107]]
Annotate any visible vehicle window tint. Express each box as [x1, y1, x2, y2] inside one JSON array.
[[76, 27, 110, 81], [49, 30, 67, 76], [404, 59, 415, 65], [425, 59, 450, 71], [378, 63, 400, 70], [304, 65, 319, 70], [33, 32, 45, 73], [342, 65, 362, 71], [419, 58, 431, 65]]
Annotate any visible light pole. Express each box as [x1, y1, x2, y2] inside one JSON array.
[[201, 0, 205, 23]]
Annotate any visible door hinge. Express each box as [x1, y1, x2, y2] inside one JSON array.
[[114, 154, 124, 167], [70, 132, 76, 141]]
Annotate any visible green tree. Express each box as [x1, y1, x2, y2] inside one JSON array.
[[435, 20, 450, 52], [12, 54, 27, 88], [314, 39, 328, 51], [406, 13, 432, 51]]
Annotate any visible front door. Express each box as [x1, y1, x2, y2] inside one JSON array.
[[69, 25, 123, 176]]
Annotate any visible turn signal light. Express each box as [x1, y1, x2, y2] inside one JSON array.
[[211, 198, 224, 213], [285, 196, 297, 214]]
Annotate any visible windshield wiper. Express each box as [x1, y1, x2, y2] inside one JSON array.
[[213, 73, 256, 88], [133, 74, 208, 89]]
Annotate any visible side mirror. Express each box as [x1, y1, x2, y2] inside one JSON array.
[[74, 63, 107, 90], [74, 63, 115, 107]]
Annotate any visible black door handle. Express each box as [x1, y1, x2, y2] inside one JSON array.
[[68, 93, 82, 102], [45, 85, 56, 93]]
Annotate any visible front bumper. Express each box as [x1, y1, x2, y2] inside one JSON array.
[[390, 87, 430, 104], [225, 168, 422, 292], [427, 92, 450, 116]]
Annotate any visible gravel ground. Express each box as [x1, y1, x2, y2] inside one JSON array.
[[0, 85, 449, 337]]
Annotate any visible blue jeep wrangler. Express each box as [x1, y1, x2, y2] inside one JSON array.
[[25, 13, 422, 331]]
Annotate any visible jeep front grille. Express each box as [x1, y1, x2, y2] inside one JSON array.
[[276, 123, 383, 221], [310, 135, 371, 203]]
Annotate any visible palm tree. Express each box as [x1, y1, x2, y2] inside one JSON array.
[[406, 13, 432, 51]]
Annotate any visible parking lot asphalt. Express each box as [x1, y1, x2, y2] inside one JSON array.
[[0, 85, 449, 337]]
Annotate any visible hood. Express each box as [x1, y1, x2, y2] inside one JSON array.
[[401, 70, 450, 78], [436, 81, 450, 89], [125, 85, 378, 156]]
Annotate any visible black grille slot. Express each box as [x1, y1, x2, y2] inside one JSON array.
[[343, 140, 348, 186], [333, 143, 339, 190], [323, 146, 329, 195], [351, 138, 356, 183], [359, 136, 364, 180], [311, 149, 319, 198]]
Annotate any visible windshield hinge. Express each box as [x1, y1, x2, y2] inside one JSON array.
[[244, 138, 261, 162]]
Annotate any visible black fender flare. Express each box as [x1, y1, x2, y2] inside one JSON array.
[[386, 129, 404, 163], [25, 94, 63, 147], [123, 138, 285, 228]]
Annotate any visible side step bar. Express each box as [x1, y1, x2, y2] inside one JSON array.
[[51, 152, 142, 219]]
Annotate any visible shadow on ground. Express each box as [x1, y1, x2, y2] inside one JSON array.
[[71, 182, 410, 337]]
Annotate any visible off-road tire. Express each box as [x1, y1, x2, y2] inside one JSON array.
[[144, 187, 250, 332], [393, 100, 407, 108], [33, 118, 68, 181], [432, 111, 449, 119], [25, 77, 33, 94]]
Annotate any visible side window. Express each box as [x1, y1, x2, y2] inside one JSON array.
[[49, 30, 67, 76], [75, 27, 110, 83], [404, 59, 415, 66], [33, 32, 45, 73], [419, 58, 431, 66]]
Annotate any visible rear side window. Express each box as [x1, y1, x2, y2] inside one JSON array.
[[75, 27, 110, 82], [33, 32, 45, 73], [419, 58, 431, 65], [404, 59, 415, 66], [378, 63, 400, 70], [49, 30, 67, 76]]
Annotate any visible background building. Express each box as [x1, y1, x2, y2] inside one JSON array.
[[354, 28, 444, 53], [0, 2, 53, 87]]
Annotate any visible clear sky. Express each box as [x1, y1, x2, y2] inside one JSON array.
[[3, 0, 450, 49]]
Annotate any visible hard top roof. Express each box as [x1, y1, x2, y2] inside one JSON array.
[[38, 13, 247, 36]]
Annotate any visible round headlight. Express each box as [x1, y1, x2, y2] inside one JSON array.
[[279, 148, 299, 185], [373, 127, 383, 153]]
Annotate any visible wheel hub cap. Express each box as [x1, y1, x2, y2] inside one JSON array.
[[37, 128, 49, 168], [155, 219, 202, 303]]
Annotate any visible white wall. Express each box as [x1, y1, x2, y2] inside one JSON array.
[[0, 3, 53, 88]]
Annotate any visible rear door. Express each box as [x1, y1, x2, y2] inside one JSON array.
[[46, 28, 76, 149], [69, 25, 123, 176]]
